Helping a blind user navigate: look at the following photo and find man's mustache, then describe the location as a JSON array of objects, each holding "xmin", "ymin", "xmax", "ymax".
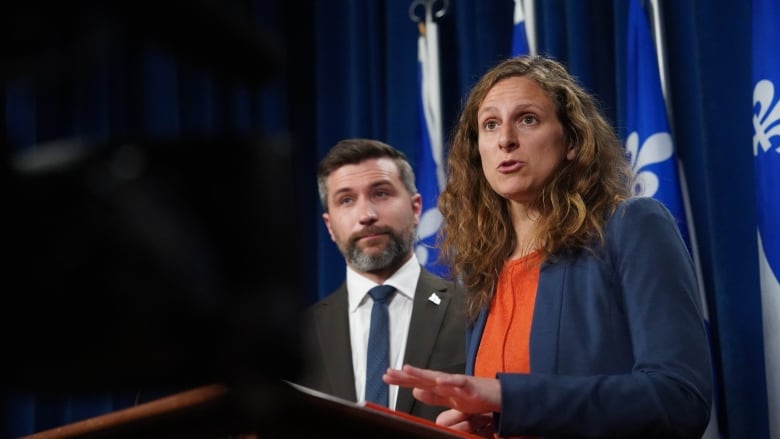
[{"xmin": 350, "ymin": 226, "xmax": 394, "ymax": 243}]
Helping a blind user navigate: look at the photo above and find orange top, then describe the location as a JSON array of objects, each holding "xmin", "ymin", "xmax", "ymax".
[{"xmin": 474, "ymin": 251, "xmax": 541, "ymax": 439}]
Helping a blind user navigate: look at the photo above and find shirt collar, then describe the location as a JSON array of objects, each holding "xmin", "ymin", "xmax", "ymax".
[{"xmin": 346, "ymin": 254, "xmax": 421, "ymax": 312}]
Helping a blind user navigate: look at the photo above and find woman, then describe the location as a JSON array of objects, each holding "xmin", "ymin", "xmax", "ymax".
[{"xmin": 383, "ymin": 55, "xmax": 712, "ymax": 438}]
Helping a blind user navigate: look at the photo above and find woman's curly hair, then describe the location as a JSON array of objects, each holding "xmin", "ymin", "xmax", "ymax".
[{"xmin": 438, "ymin": 55, "xmax": 633, "ymax": 321}]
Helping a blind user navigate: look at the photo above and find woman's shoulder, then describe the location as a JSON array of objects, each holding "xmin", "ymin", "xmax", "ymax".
[
  {"xmin": 602, "ymin": 197, "xmax": 681, "ymax": 240},
  {"xmin": 613, "ymin": 196, "xmax": 675, "ymax": 221}
]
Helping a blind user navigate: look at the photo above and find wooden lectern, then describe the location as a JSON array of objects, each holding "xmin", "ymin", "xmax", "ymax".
[{"xmin": 22, "ymin": 381, "xmax": 480, "ymax": 438}]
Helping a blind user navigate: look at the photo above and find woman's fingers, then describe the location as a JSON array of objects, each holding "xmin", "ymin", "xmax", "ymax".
[
  {"xmin": 385, "ymin": 365, "xmax": 501, "ymax": 414},
  {"xmin": 411, "ymin": 387, "xmax": 451, "ymax": 406},
  {"xmin": 384, "ymin": 365, "xmax": 449, "ymax": 389},
  {"xmin": 383, "ymin": 370, "xmax": 432, "ymax": 389},
  {"xmin": 435, "ymin": 408, "xmax": 470, "ymax": 426},
  {"xmin": 436, "ymin": 410, "xmax": 494, "ymax": 437}
]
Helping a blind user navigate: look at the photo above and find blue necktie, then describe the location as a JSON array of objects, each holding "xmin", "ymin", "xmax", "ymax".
[{"xmin": 365, "ymin": 285, "xmax": 395, "ymax": 406}]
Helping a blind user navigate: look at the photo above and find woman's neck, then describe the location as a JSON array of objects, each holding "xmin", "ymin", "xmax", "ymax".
[{"xmin": 509, "ymin": 202, "xmax": 540, "ymax": 260}]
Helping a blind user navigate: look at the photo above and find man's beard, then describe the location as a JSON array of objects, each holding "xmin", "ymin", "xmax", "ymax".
[{"xmin": 340, "ymin": 225, "xmax": 415, "ymax": 273}]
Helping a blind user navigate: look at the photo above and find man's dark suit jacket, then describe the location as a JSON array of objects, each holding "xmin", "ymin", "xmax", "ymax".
[{"xmin": 297, "ymin": 268, "xmax": 467, "ymax": 422}]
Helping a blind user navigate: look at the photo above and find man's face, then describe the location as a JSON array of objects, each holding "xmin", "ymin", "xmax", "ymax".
[{"xmin": 322, "ymin": 158, "xmax": 422, "ymax": 274}]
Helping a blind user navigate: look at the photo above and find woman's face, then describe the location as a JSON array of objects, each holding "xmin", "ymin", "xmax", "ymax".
[{"xmin": 477, "ymin": 76, "xmax": 575, "ymax": 203}]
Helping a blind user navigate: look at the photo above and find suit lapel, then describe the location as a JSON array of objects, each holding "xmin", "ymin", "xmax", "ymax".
[
  {"xmin": 466, "ymin": 307, "xmax": 488, "ymax": 375},
  {"xmin": 314, "ymin": 285, "xmax": 357, "ymax": 401},
  {"xmin": 395, "ymin": 270, "xmax": 451, "ymax": 413},
  {"xmin": 465, "ymin": 260, "xmax": 565, "ymax": 376},
  {"xmin": 530, "ymin": 259, "xmax": 565, "ymax": 373}
]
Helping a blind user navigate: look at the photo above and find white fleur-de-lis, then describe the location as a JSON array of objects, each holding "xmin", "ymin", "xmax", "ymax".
[
  {"xmin": 625, "ymin": 131, "xmax": 674, "ymax": 197},
  {"xmin": 753, "ymin": 79, "xmax": 780, "ymax": 156},
  {"xmin": 414, "ymin": 207, "xmax": 443, "ymax": 265}
]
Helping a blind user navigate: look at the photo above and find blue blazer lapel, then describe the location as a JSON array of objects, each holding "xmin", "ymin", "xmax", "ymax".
[
  {"xmin": 465, "ymin": 307, "xmax": 488, "ymax": 375},
  {"xmin": 465, "ymin": 260, "xmax": 566, "ymax": 376},
  {"xmin": 530, "ymin": 260, "xmax": 566, "ymax": 373}
]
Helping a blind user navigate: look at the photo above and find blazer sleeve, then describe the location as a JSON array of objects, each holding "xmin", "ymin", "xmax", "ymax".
[{"xmin": 495, "ymin": 197, "xmax": 713, "ymax": 438}]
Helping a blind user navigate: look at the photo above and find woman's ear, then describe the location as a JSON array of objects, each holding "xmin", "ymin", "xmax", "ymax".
[{"xmin": 566, "ymin": 145, "xmax": 577, "ymax": 160}]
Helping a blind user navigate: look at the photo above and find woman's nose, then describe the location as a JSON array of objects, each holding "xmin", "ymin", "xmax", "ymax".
[{"xmin": 498, "ymin": 124, "xmax": 518, "ymax": 151}]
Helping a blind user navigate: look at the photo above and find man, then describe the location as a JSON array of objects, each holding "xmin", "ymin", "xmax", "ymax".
[{"xmin": 297, "ymin": 138, "xmax": 466, "ymax": 422}]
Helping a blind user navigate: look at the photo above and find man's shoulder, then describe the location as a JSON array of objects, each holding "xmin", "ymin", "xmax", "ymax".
[
  {"xmin": 418, "ymin": 267, "xmax": 459, "ymax": 289},
  {"xmin": 303, "ymin": 285, "xmax": 347, "ymax": 315},
  {"xmin": 417, "ymin": 268, "xmax": 467, "ymax": 306}
]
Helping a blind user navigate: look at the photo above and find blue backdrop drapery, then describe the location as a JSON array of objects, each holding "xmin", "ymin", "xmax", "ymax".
[{"xmin": 2, "ymin": 1, "xmax": 768, "ymax": 438}]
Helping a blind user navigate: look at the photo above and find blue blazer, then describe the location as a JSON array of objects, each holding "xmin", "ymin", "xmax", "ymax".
[{"xmin": 465, "ymin": 197, "xmax": 713, "ymax": 438}]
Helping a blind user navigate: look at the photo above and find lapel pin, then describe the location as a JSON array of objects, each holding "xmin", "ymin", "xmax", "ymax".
[{"xmin": 428, "ymin": 292, "xmax": 441, "ymax": 305}]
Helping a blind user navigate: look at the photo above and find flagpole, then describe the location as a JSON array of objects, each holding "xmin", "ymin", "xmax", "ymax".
[
  {"xmin": 647, "ymin": 0, "xmax": 670, "ymax": 115},
  {"xmin": 647, "ymin": 2, "xmax": 720, "ymax": 438},
  {"xmin": 646, "ymin": 0, "xmax": 708, "ymax": 320}
]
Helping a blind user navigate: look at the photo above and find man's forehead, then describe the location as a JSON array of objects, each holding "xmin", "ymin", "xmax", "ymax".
[{"xmin": 327, "ymin": 158, "xmax": 399, "ymax": 189}]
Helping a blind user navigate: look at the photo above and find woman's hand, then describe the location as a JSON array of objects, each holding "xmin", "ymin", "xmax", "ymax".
[
  {"xmin": 437, "ymin": 409, "xmax": 496, "ymax": 437},
  {"xmin": 383, "ymin": 364, "xmax": 501, "ymax": 415}
]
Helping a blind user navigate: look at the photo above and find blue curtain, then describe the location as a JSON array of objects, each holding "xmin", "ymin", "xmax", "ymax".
[{"xmin": 3, "ymin": 1, "xmax": 767, "ymax": 438}]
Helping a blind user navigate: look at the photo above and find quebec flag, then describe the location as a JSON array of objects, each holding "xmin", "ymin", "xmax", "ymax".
[
  {"xmin": 413, "ymin": 5, "xmax": 446, "ymax": 276},
  {"xmin": 752, "ymin": 0, "xmax": 780, "ymax": 437},
  {"xmin": 625, "ymin": 1, "xmax": 720, "ymax": 437},
  {"xmin": 624, "ymin": 0, "xmax": 688, "ymax": 245},
  {"xmin": 512, "ymin": 0, "xmax": 531, "ymax": 57}
]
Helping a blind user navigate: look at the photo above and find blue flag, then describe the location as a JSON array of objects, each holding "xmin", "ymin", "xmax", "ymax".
[
  {"xmin": 624, "ymin": 0, "xmax": 688, "ymax": 245},
  {"xmin": 512, "ymin": 0, "xmax": 531, "ymax": 57},
  {"xmin": 413, "ymin": 6, "xmax": 446, "ymax": 276},
  {"xmin": 752, "ymin": 0, "xmax": 780, "ymax": 437},
  {"xmin": 626, "ymin": 2, "xmax": 721, "ymax": 437}
]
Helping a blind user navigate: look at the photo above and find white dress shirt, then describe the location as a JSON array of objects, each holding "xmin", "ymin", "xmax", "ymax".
[{"xmin": 347, "ymin": 254, "xmax": 420, "ymax": 409}]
